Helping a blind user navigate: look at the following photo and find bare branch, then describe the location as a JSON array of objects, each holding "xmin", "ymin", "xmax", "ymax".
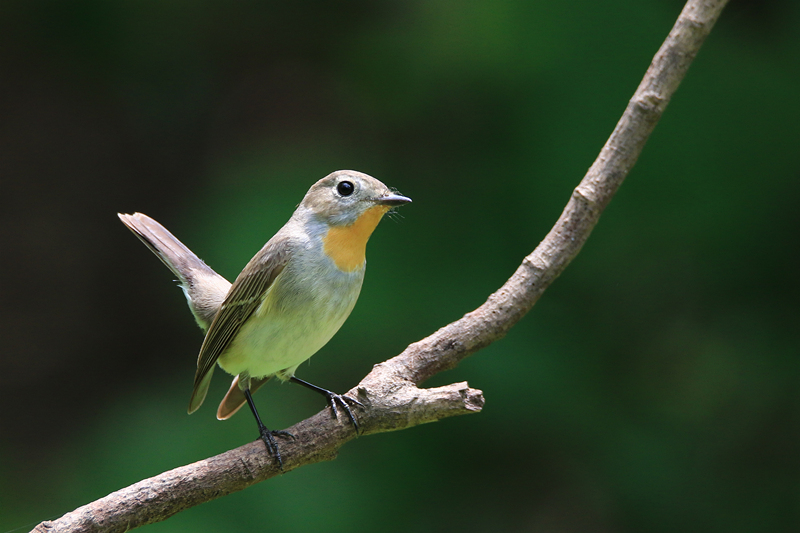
[
  {"xmin": 33, "ymin": 381, "xmax": 482, "ymax": 533},
  {"xmin": 32, "ymin": 1, "xmax": 729, "ymax": 531},
  {"xmin": 374, "ymin": 0, "xmax": 730, "ymax": 387}
]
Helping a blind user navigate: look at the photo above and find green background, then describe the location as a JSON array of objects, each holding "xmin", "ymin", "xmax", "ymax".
[{"xmin": 2, "ymin": 1, "xmax": 799, "ymax": 531}]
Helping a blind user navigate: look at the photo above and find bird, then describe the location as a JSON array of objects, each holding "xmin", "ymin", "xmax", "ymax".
[{"xmin": 119, "ymin": 170, "xmax": 411, "ymax": 465}]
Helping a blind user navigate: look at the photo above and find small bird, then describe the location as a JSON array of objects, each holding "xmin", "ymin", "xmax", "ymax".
[{"xmin": 119, "ymin": 170, "xmax": 411, "ymax": 465}]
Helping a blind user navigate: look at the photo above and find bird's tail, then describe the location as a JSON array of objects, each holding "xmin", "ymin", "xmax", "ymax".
[
  {"xmin": 216, "ymin": 374, "xmax": 272, "ymax": 420},
  {"xmin": 118, "ymin": 212, "xmax": 231, "ymax": 330}
]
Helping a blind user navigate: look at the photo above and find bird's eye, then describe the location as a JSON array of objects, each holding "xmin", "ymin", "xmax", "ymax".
[{"xmin": 337, "ymin": 181, "xmax": 355, "ymax": 197}]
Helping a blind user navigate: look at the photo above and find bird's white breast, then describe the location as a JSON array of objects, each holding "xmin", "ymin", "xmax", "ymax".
[{"xmin": 217, "ymin": 238, "xmax": 365, "ymax": 381}]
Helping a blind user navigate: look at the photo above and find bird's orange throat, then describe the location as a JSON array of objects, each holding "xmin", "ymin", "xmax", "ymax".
[{"xmin": 323, "ymin": 205, "xmax": 390, "ymax": 272}]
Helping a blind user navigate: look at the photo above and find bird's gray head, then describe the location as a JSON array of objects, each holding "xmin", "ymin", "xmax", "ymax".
[{"xmin": 301, "ymin": 170, "xmax": 411, "ymax": 227}]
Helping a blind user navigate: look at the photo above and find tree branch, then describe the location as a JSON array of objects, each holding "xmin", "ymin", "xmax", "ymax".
[{"xmin": 32, "ymin": 1, "xmax": 729, "ymax": 531}]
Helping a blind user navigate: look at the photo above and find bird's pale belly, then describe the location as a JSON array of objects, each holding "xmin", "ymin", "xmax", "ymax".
[{"xmin": 217, "ymin": 264, "xmax": 364, "ymax": 380}]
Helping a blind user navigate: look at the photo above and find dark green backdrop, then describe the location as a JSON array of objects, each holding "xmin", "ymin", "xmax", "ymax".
[{"xmin": 2, "ymin": 1, "xmax": 799, "ymax": 531}]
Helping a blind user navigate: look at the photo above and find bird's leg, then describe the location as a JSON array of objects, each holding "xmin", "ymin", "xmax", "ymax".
[
  {"xmin": 243, "ymin": 388, "xmax": 294, "ymax": 468},
  {"xmin": 289, "ymin": 376, "xmax": 363, "ymax": 433}
]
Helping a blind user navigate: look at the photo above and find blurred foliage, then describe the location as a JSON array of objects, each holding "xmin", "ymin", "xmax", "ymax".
[{"xmin": 1, "ymin": 0, "xmax": 799, "ymax": 532}]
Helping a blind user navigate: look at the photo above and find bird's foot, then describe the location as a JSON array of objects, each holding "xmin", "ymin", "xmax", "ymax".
[
  {"xmin": 257, "ymin": 427, "xmax": 295, "ymax": 469},
  {"xmin": 325, "ymin": 392, "xmax": 364, "ymax": 434},
  {"xmin": 288, "ymin": 376, "xmax": 364, "ymax": 433}
]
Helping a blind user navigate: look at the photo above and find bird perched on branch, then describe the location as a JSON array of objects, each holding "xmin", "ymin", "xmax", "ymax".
[{"xmin": 119, "ymin": 170, "xmax": 411, "ymax": 465}]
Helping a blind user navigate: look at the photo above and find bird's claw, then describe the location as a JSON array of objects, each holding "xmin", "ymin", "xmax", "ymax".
[
  {"xmin": 326, "ymin": 393, "xmax": 363, "ymax": 434},
  {"xmin": 258, "ymin": 428, "xmax": 295, "ymax": 469}
]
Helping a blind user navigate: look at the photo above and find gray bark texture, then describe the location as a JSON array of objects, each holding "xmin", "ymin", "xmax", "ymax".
[{"xmin": 32, "ymin": 1, "xmax": 730, "ymax": 531}]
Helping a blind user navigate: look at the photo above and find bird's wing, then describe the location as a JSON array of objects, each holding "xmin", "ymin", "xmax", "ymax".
[{"xmin": 187, "ymin": 241, "xmax": 290, "ymax": 413}]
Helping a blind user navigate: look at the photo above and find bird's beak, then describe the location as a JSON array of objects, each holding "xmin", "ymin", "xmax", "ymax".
[{"xmin": 374, "ymin": 193, "xmax": 412, "ymax": 207}]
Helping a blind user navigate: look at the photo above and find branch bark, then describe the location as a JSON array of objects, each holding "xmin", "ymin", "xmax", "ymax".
[{"xmin": 32, "ymin": 1, "xmax": 729, "ymax": 531}]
